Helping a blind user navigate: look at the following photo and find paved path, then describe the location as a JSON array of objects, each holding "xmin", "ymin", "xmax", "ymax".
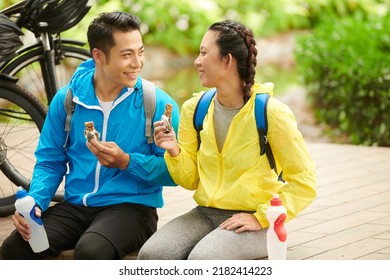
[
  {"xmin": 287, "ymin": 142, "xmax": 390, "ymax": 259},
  {"xmin": 1, "ymin": 141, "xmax": 389, "ymax": 260}
]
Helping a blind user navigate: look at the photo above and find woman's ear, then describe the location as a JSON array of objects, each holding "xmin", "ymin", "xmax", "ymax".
[{"xmin": 224, "ymin": 53, "xmax": 235, "ymax": 70}]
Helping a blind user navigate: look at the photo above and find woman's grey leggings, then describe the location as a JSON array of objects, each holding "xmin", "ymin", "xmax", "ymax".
[{"xmin": 138, "ymin": 206, "xmax": 267, "ymax": 260}]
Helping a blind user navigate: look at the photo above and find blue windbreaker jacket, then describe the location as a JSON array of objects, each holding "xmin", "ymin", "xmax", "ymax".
[{"xmin": 29, "ymin": 59, "xmax": 179, "ymax": 211}]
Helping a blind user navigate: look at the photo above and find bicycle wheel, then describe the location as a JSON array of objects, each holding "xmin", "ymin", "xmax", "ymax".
[
  {"xmin": 0, "ymin": 77, "xmax": 46, "ymax": 217},
  {"xmin": 2, "ymin": 42, "xmax": 90, "ymax": 107}
]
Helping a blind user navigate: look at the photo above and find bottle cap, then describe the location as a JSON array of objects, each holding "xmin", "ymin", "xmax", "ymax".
[
  {"xmin": 270, "ymin": 194, "xmax": 282, "ymax": 206},
  {"xmin": 15, "ymin": 186, "xmax": 28, "ymax": 199}
]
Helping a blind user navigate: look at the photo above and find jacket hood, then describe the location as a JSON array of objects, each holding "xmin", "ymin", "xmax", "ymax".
[
  {"xmin": 70, "ymin": 58, "xmax": 95, "ymax": 90},
  {"xmin": 68, "ymin": 58, "xmax": 97, "ymax": 105},
  {"xmin": 252, "ymin": 82, "xmax": 274, "ymax": 97}
]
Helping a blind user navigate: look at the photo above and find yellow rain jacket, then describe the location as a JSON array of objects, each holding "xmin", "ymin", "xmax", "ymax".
[{"xmin": 165, "ymin": 83, "xmax": 316, "ymax": 228}]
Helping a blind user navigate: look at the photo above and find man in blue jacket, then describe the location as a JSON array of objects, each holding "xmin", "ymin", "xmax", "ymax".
[{"xmin": 2, "ymin": 11, "xmax": 179, "ymax": 259}]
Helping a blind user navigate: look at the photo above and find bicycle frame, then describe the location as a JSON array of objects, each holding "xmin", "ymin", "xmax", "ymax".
[
  {"xmin": 39, "ymin": 31, "xmax": 58, "ymax": 103},
  {"xmin": 0, "ymin": 35, "xmax": 88, "ymax": 104},
  {"xmin": 1, "ymin": 0, "xmax": 90, "ymax": 104}
]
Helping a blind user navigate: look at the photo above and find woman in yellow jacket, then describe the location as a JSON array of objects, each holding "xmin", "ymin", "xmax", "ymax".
[{"xmin": 138, "ymin": 20, "xmax": 316, "ymax": 260}]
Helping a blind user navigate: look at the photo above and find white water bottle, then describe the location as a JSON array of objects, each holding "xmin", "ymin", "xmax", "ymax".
[
  {"xmin": 14, "ymin": 186, "xmax": 49, "ymax": 253},
  {"xmin": 266, "ymin": 194, "xmax": 287, "ymax": 260}
]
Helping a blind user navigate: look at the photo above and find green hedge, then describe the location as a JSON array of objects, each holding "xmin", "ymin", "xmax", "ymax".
[{"xmin": 295, "ymin": 13, "xmax": 390, "ymax": 146}]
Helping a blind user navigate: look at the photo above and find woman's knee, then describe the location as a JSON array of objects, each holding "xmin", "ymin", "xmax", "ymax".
[
  {"xmin": 137, "ymin": 235, "xmax": 176, "ymax": 259},
  {"xmin": 137, "ymin": 234, "xmax": 191, "ymax": 260},
  {"xmin": 137, "ymin": 241, "xmax": 162, "ymax": 260},
  {"xmin": 188, "ymin": 229, "xmax": 267, "ymax": 260}
]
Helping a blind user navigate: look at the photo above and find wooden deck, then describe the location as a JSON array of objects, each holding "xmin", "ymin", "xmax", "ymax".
[{"xmin": 1, "ymin": 141, "xmax": 390, "ymax": 260}]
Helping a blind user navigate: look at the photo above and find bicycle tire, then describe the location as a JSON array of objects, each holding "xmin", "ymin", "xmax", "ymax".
[
  {"xmin": 0, "ymin": 77, "xmax": 46, "ymax": 217},
  {"xmin": 1, "ymin": 42, "xmax": 90, "ymax": 107},
  {"xmin": 0, "ymin": 41, "xmax": 89, "ymax": 206}
]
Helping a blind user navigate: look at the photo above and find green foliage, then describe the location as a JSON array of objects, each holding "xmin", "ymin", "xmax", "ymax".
[
  {"xmin": 2, "ymin": 0, "xmax": 389, "ymax": 55},
  {"xmin": 302, "ymin": 0, "xmax": 389, "ymax": 25},
  {"xmin": 106, "ymin": 0, "xmax": 316, "ymax": 54},
  {"xmin": 295, "ymin": 13, "xmax": 390, "ymax": 146},
  {"xmin": 93, "ymin": 0, "xmax": 219, "ymax": 55}
]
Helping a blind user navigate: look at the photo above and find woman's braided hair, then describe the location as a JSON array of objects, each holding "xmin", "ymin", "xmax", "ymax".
[{"xmin": 209, "ymin": 20, "xmax": 257, "ymax": 103}]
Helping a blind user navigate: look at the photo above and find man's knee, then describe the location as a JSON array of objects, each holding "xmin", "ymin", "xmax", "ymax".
[
  {"xmin": 2, "ymin": 235, "xmax": 16, "ymax": 259},
  {"xmin": 74, "ymin": 232, "xmax": 118, "ymax": 260},
  {"xmin": 1, "ymin": 232, "xmax": 36, "ymax": 259}
]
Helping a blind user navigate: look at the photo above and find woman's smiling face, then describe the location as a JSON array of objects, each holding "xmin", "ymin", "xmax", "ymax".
[{"xmin": 194, "ymin": 30, "xmax": 226, "ymax": 88}]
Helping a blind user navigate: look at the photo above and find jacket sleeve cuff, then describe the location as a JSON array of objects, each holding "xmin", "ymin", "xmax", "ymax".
[{"xmin": 254, "ymin": 211, "xmax": 269, "ymax": 229}]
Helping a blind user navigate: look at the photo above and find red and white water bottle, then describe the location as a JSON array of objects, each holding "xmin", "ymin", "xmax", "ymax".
[{"xmin": 266, "ymin": 194, "xmax": 287, "ymax": 260}]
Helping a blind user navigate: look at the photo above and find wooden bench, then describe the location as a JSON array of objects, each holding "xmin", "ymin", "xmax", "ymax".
[{"xmin": 47, "ymin": 249, "xmax": 139, "ymax": 260}]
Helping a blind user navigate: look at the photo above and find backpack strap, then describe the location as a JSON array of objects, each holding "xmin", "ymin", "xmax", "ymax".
[
  {"xmin": 63, "ymin": 87, "xmax": 75, "ymax": 149},
  {"xmin": 255, "ymin": 93, "xmax": 279, "ymax": 175},
  {"xmin": 142, "ymin": 79, "xmax": 156, "ymax": 144},
  {"xmin": 193, "ymin": 88, "xmax": 216, "ymax": 150}
]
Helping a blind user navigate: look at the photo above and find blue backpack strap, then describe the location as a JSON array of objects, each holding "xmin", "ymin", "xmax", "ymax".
[
  {"xmin": 142, "ymin": 78, "xmax": 156, "ymax": 144},
  {"xmin": 255, "ymin": 93, "xmax": 278, "ymax": 174},
  {"xmin": 193, "ymin": 88, "xmax": 217, "ymax": 150}
]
